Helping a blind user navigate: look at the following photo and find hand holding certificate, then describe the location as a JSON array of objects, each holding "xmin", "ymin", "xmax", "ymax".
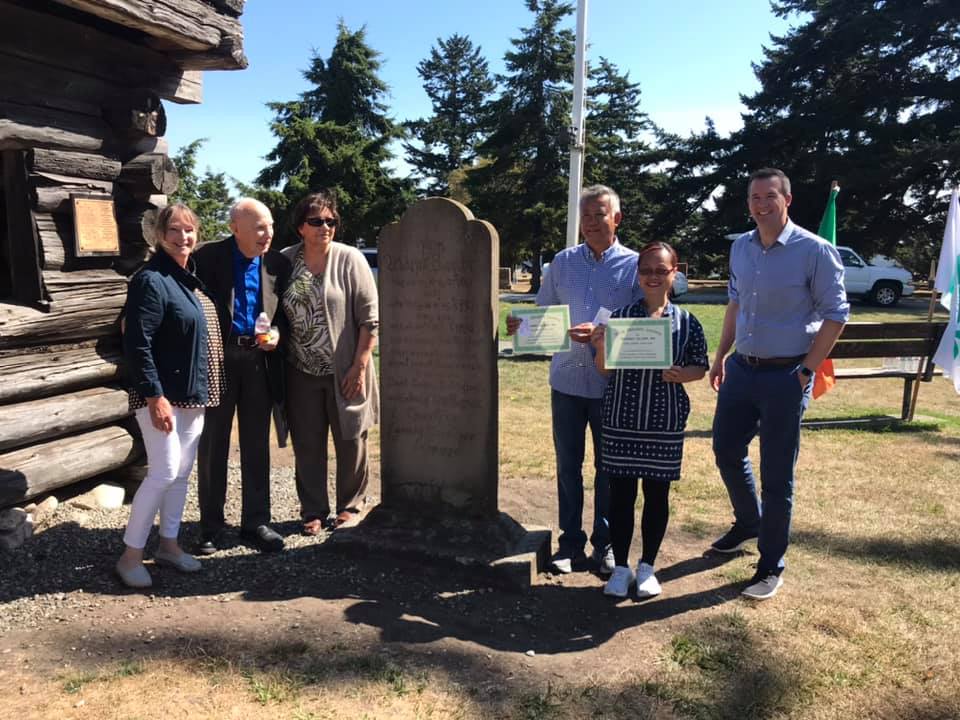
[
  {"xmin": 603, "ymin": 317, "xmax": 673, "ymax": 369},
  {"xmin": 512, "ymin": 305, "xmax": 572, "ymax": 354}
]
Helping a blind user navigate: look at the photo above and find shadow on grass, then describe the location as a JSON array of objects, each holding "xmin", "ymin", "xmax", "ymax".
[
  {"xmin": 792, "ymin": 528, "xmax": 960, "ymax": 573},
  {"xmin": 648, "ymin": 612, "xmax": 816, "ymax": 720},
  {"xmin": 802, "ymin": 418, "xmax": 944, "ymax": 433},
  {"xmin": 30, "ymin": 631, "xmax": 690, "ymax": 719}
]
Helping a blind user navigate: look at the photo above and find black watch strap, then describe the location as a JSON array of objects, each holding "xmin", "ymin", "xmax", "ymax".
[{"xmin": 798, "ymin": 365, "xmax": 814, "ymax": 378}]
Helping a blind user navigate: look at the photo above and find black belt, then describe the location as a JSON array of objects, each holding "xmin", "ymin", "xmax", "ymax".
[
  {"xmin": 228, "ymin": 334, "xmax": 259, "ymax": 349},
  {"xmin": 736, "ymin": 353, "xmax": 805, "ymax": 368}
]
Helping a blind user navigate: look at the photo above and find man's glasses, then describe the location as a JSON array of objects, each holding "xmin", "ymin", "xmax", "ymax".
[
  {"xmin": 305, "ymin": 217, "xmax": 338, "ymax": 228},
  {"xmin": 638, "ymin": 267, "xmax": 675, "ymax": 276}
]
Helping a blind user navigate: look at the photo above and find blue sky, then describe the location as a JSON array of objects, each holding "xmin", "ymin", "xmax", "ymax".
[{"xmin": 165, "ymin": 0, "xmax": 797, "ymax": 186}]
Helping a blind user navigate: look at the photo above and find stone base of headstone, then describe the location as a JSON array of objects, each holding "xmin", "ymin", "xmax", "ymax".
[{"xmin": 328, "ymin": 505, "xmax": 551, "ymax": 590}]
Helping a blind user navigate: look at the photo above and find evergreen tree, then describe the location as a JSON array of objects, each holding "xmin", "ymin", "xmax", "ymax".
[
  {"xmin": 257, "ymin": 22, "xmax": 413, "ymax": 247},
  {"xmin": 466, "ymin": 0, "xmax": 575, "ymax": 292},
  {"xmin": 669, "ymin": 0, "xmax": 960, "ymax": 271},
  {"xmin": 404, "ymin": 34, "xmax": 495, "ymax": 196},
  {"xmin": 583, "ymin": 58, "xmax": 665, "ymax": 251},
  {"xmin": 170, "ymin": 139, "xmax": 234, "ymax": 243}
]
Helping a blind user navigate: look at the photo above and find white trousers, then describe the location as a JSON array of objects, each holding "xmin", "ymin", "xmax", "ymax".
[{"xmin": 123, "ymin": 406, "xmax": 205, "ymax": 549}]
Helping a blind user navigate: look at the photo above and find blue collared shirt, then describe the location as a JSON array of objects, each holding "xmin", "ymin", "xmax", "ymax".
[
  {"xmin": 231, "ymin": 245, "xmax": 261, "ymax": 336},
  {"xmin": 536, "ymin": 240, "xmax": 641, "ymax": 398},
  {"xmin": 729, "ymin": 220, "xmax": 849, "ymax": 358}
]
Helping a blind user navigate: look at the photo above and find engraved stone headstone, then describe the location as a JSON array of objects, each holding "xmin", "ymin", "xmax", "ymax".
[{"xmin": 379, "ymin": 198, "xmax": 498, "ymax": 516}]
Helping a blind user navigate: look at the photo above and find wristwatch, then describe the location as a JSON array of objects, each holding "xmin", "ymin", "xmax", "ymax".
[{"xmin": 797, "ymin": 365, "xmax": 814, "ymax": 380}]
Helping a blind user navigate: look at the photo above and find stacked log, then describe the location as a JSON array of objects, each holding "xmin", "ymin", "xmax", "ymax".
[
  {"xmin": 0, "ymin": 342, "xmax": 122, "ymax": 404},
  {"xmin": 0, "ymin": 425, "xmax": 141, "ymax": 506},
  {"xmin": 0, "ymin": 0, "xmax": 245, "ymax": 507},
  {"xmin": 28, "ymin": 149, "xmax": 122, "ymax": 181},
  {"xmin": 49, "ymin": 0, "xmax": 248, "ymax": 70},
  {"xmin": 118, "ymin": 153, "xmax": 179, "ymax": 195},
  {"xmin": 0, "ymin": 340, "xmax": 140, "ymax": 506},
  {"xmin": 0, "ymin": 2, "xmax": 207, "ymax": 106}
]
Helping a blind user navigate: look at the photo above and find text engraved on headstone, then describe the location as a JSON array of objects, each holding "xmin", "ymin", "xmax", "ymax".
[{"xmin": 379, "ymin": 198, "xmax": 499, "ymax": 516}]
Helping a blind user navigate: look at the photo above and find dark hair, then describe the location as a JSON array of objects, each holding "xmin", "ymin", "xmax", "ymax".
[
  {"xmin": 637, "ymin": 241, "xmax": 678, "ymax": 267},
  {"xmin": 155, "ymin": 203, "xmax": 200, "ymax": 244},
  {"xmin": 748, "ymin": 168, "xmax": 791, "ymax": 197},
  {"xmin": 292, "ymin": 190, "xmax": 340, "ymax": 235}
]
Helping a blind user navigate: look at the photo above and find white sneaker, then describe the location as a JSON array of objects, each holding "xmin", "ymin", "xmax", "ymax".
[
  {"xmin": 551, "ymin": 555, "xmax": 573, "ymax": 574},
  {"xmin": 742, "ymin": 573, "xmax": 783, "ymax": 600},
  {"xmin": 603, "ymin": 566, "xmax": 635, "ymax": 597},
  {"xmin": 591, "ymin": 546, "xmax": 615, "ymax": 576},
  {"xmin": 635, "ymin": 562, "xmax": 662, "ymax": 598}
]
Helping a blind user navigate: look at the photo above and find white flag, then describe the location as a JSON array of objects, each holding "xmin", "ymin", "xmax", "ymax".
[{"xmin": 933, "ymin": 188, "xmax": 960, "ymax": 393}]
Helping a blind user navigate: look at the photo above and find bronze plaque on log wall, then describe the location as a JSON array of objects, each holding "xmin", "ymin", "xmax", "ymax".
[{"xmin": 72, "ymin": 195, "xmax": 120, "ymax": 256}]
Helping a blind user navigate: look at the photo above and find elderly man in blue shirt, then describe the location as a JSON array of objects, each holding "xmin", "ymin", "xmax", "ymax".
[
  {"xmin": 510, "ymin": 185, "xmax": 640, "ymax": 574},
  {"xmin": 709, "ymin": 168, "xmax": 849, "ymax": 600},
  {"xmin": 194, "ymin": 198, "xmax": 290, "ymax": 554}
]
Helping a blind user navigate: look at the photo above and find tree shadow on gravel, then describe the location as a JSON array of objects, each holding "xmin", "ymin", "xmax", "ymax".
[{"xmin": 0, "ymin": 519, "xmax": 742, "ymax": 656}]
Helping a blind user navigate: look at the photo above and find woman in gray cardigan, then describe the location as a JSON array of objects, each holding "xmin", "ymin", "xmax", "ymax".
[{"xmin": 281, "ymin": 191, "xmax": 380, "ymax": 534}]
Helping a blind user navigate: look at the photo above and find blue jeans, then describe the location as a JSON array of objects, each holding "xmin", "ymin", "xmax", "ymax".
[
  {"xmin": 551, "ymin": 389, "xmax": 610, "ymax": 557},
  {"xmin": 712, "ymin": 355, "xmax": 812, "ymax": 575}
]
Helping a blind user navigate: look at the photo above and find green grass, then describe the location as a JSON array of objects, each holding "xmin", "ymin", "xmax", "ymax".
[
  {"xmin": 61, "ymin": 660, "xmax": 145, "ymax": 695},
  {"xmin": 246, "ymin": 670, "xmax": 302, "ymax": 705},
  {"xmin": 62, "ymin": 671, "xmax": 99, "ymax": 694}
]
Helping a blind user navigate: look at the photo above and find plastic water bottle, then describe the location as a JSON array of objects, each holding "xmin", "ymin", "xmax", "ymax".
[{"xmin": 255, "ymin": 312, "xmax": 271, "ymax": 344}]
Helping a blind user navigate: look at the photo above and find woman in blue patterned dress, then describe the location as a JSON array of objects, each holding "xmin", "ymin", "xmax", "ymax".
[{"xmin": 590, "ymin": 242, "xmax": 708, "ymax": 598}]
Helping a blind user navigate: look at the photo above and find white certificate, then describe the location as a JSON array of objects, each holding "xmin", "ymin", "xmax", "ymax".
[
  {"xmin": 512, "ymin": 305, "xmax": 571, "ymax": 354},
  {"xmin": 604, "ymin": 317, "xmax": 673, "ymax": 369}
]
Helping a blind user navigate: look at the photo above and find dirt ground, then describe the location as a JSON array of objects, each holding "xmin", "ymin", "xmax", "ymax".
[{"xmin": 0, "ymin": 419, "xmax": 756, "ymax": 719}]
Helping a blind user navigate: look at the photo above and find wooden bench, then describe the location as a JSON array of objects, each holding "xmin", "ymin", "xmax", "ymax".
[{"xmin": 824, "ymin": 321, "xmax": 947, "ymax": 420}]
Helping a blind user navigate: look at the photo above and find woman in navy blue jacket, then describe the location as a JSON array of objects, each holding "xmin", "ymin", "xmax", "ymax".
[{"xmin": 115, "ymin": 204, "xmax": 224, "ymax": 589}]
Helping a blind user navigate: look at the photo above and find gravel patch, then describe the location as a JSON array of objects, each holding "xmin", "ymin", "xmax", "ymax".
[{"xmin": 0, "ymin": 462, "xmax": 375, "ymax": 635}]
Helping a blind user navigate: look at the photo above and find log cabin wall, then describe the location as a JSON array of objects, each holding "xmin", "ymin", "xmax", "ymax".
[{"xmin": 0, "ymin": 0, "xmax": 246, "ymax": 506}]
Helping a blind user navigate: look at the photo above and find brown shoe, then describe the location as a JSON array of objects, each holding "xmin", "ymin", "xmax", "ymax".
[
  {"xmin": 334, "ymin": 510, "xmax": 360, "ymax": 529},
  {"xmin": 302, "ymin": 518, "xmax": 323, "ymax": 536}
]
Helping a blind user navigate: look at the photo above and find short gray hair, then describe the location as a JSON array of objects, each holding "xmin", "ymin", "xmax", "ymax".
[{"xmin": 580, "ymin": 184, "xmax": 621, "ymax": 214}]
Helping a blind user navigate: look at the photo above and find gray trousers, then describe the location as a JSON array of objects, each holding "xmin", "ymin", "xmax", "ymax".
[{"xmin": 285, "ymin": 363, "xmax": 368, "ymax": 520}]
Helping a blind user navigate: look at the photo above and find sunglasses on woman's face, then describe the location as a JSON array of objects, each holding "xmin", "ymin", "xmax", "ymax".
[
  {"xmin": 305, "ymin": 217, "xmax": 338, "ymax": 228},
  {"xmin": 638, "ymin": 267, "xmax": 675, "ymax": 276}
]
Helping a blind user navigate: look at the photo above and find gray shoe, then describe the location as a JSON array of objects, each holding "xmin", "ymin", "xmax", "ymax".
[
  {"xmin": 154, "ymin": 550, "xmax": 202, "ymax": 573},
  {"xmin": 742, "ymin": 572, "xmax": 783, "ymax": 600},
  {"xmin": 591, "ymin": 546, "xmax": 615, "ymax": 576},
  {"xmin": 551, "ymin": 555, "xmax": 574, "ymax": 574},
  {"xmin": 115, "ymin": 561, "xmax": 153, "ymax": 589},
  {"xmin": 602, "ymin": 566, "xmax": 634, "ymax": 597}
]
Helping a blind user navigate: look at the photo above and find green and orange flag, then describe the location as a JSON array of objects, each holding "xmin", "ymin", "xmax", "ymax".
[{"xmin": 814, "ymin": 181, "xmax": 840, "ymax": 399}]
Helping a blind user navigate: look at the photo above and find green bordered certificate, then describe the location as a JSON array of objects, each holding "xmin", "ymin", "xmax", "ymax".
[
  {"xmin": 512, "ymin": 305, "xmax": 572, "ymax": 354},
  {"xmin": 604, "ymin": 317, "xmax": 673, "ymax": 369}
]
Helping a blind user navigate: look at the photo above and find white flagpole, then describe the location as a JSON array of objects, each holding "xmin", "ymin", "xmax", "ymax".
[{"xmin": 565, "ymin": 0, "xmax": 588, "ymax": 248}]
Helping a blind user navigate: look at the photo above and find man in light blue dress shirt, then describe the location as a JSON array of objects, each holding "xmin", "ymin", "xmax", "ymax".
[
  {"xmin": 709, "ymin": 168, "xmax": 849, "ymax": 600},
  {"xmin": 510, "ymin": 185, "xmax": 640, "ymax": 574}
]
